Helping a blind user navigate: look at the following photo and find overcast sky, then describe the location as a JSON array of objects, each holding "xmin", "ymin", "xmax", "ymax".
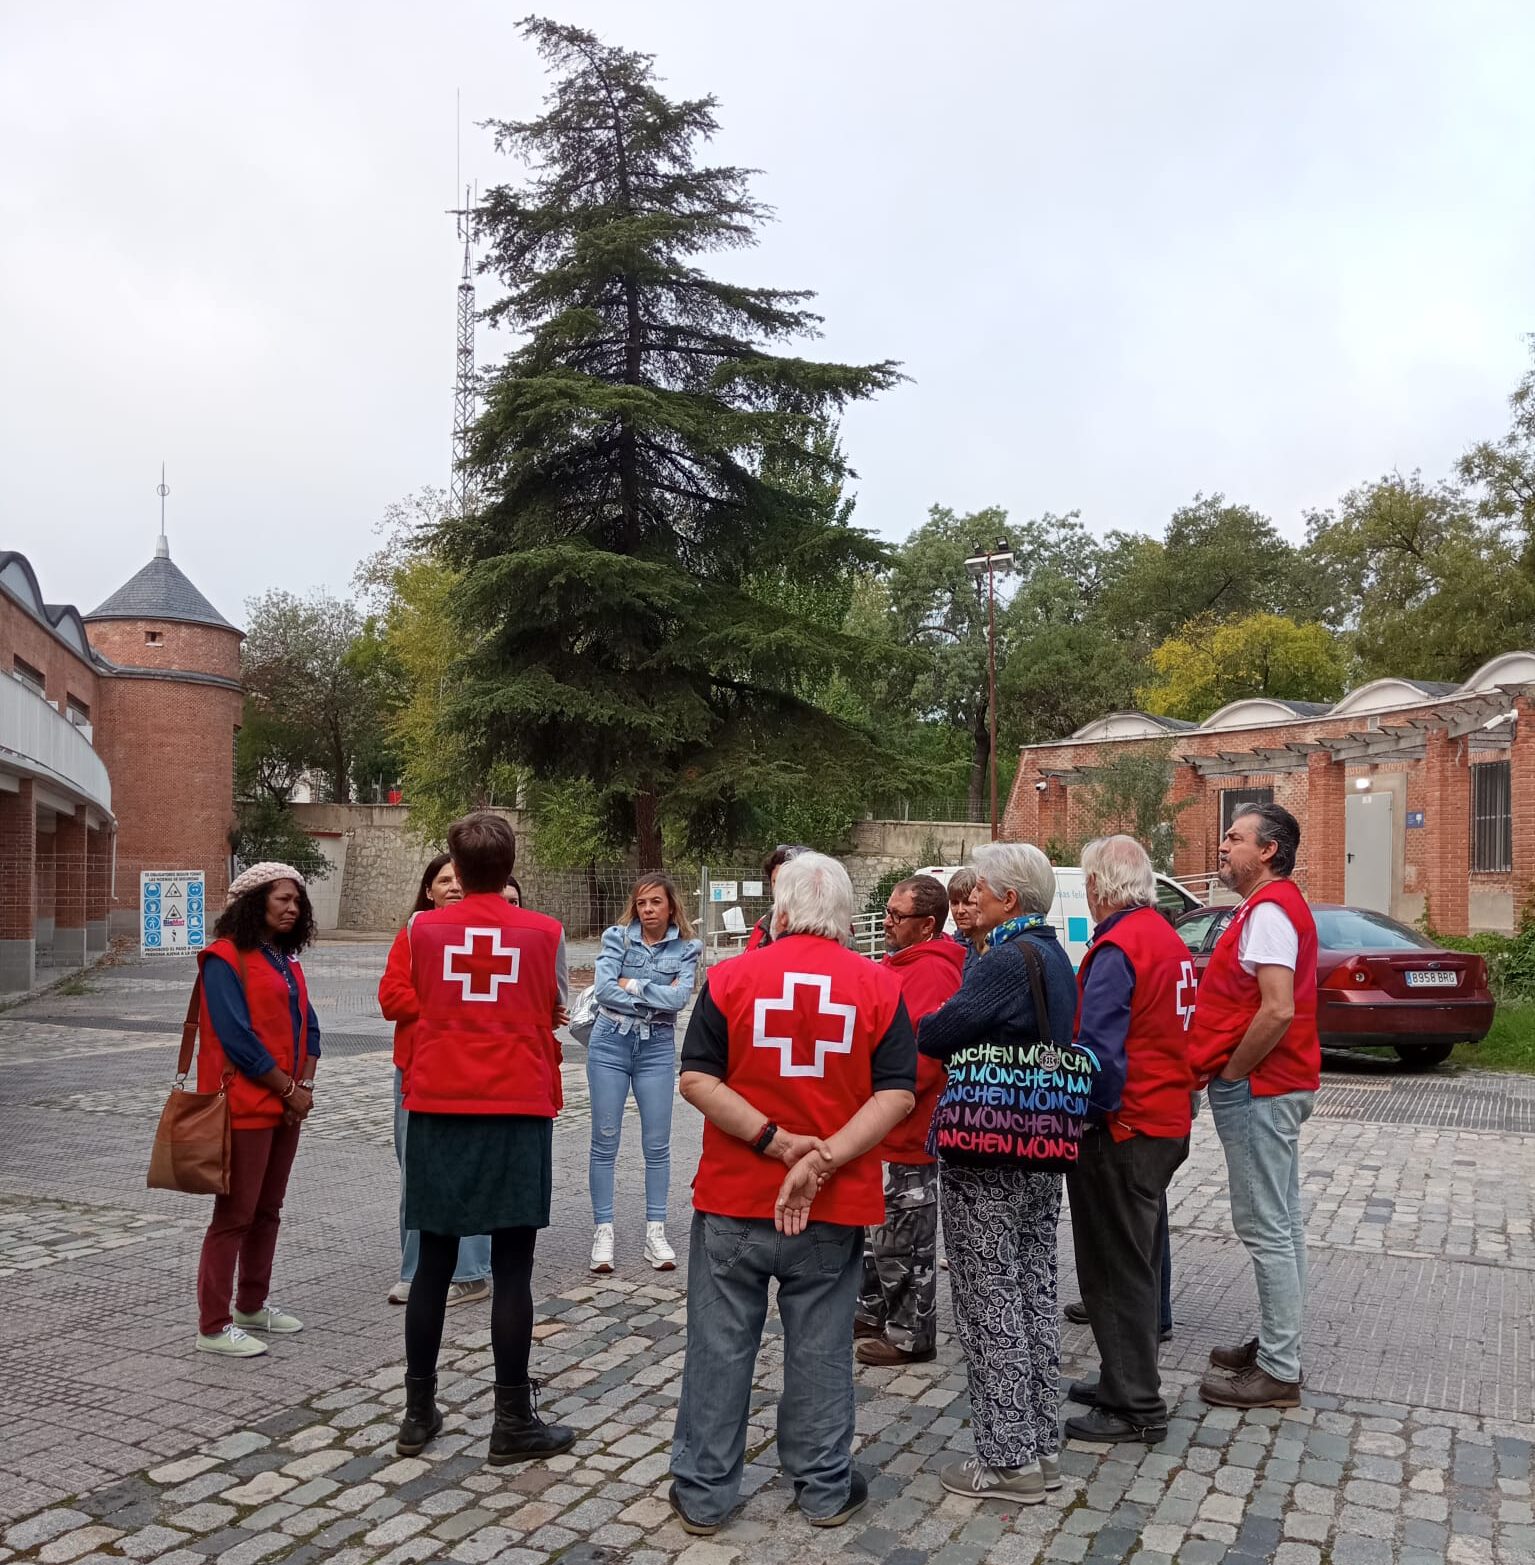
[{"xmin": 3, "ymin": 1, "xmax": 1533, "ymax": 630}]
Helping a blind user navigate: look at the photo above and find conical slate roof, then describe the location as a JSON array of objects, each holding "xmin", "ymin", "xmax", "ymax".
[{"xmin": 86, "ymin": 540, "xmax": 236, "ymax": 630}]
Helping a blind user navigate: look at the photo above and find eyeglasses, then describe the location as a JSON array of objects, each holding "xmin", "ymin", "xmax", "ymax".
[{"xmin": 884, "ymin": 907, "xmax": 927, "ymax": 922}]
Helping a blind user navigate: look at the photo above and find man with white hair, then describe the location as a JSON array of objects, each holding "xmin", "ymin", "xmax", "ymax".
[
  {"xmin": 669, "ymin": 852, "xmax": 917, "ymax": 1536},
  {"xmin": 1062, "ymin": 835, "xmax": 1195, "ymax": 1446}
]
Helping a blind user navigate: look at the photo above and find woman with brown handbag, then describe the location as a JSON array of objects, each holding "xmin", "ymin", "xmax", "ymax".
[{"xmin": 193, "ymin": 862, "xmax": 321, "ymax": 1358}]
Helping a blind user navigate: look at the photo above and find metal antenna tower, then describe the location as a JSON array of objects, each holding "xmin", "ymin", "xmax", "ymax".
[
  {"xmin": 447, "ymin": 181, "xmax": 477, "ymax": 522},
  {"xmin": 155, "ymin": 463, "xmax": 171, "ymax": 559}
]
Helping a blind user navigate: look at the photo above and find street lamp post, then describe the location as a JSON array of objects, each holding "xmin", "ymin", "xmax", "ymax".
[{"xmin": 964, "ymin": 541, "xmax": 1016, "ymax": 840}]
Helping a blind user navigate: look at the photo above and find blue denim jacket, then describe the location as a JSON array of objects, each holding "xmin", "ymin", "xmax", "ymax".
[{"xmin": 593, "ymin": 922, "xmax": 702, "ymax": 1038}]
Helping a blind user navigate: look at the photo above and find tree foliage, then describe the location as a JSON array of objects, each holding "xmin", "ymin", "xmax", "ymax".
[
  {"xmin": 1139, "ymin": 613, "xmax": 1346, "ymax": 722},
  {"xmin": 1075, "ymin": 742, "xmax": 1193, "ymax": 872},
  {"xmin": 442, "ymin": 17, "xmax": 903, "ymax": 866},
  {"xmin": 241, "ymin": 589, "xmax": 396, "ymax": 804},
  {"xmin": 228, "ymin": 797, "xmax": 332, "ymax": 882}
]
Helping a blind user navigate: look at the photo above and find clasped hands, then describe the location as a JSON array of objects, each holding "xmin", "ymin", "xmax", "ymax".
[
  {"xmin": 769, "ymin": 1131, "xmax": 836, "ymax": 1236},
  {"xmin": 281, "ymin": 1082, "xmax": 314, "ymax": 1127}
]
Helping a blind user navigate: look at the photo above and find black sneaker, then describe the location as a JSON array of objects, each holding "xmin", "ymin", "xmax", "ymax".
[
  {"xmin": 808, "ymin": 1467, "xmax": 869, "ymax": 1528},
  {"xmin": 1063, "ymin": 1299, "xmax": 1089, "ymax": 1325}
]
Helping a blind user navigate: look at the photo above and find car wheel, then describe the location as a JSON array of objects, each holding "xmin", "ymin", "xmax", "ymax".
[{"xmin": 1394, "ymin": 1042, "xmax": 1454, "ymax": 1069}]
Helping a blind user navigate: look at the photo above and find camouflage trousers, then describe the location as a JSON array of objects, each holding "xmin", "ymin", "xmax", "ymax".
[{"xmin": 855, "ymin": 1160, "xmax": 939, "ymax": 1353}]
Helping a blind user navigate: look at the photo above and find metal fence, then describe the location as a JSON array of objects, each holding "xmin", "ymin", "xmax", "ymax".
[
  {"xmin": 519, "ymin": 864, "xmax": 771, "ymax": 945},
  {"xmin": 865, "ymin": 796, "xmax": 991, "ymax": 824}
]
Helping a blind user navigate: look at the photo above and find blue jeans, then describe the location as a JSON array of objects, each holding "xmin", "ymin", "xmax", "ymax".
[
  {"xmin": 1207, "ymin": 1077, "xmax": 1313, "ymax": 1383},
  {"xmin": 672, "ymin": 1213, "xmax": 862, "ymax": 1526},
  {"xmin": 393, "ymin": 1069, "xmax": 490, "ymax": 1285},
  {"xmin": 586, "ymin": 1015, "xmax": 676, "ymax": 1224}
]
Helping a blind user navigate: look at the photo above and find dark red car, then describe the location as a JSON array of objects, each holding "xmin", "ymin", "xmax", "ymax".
[{"xmin": 1174, "ymin": 903, "xmax": 1495, "ymax": 1068}]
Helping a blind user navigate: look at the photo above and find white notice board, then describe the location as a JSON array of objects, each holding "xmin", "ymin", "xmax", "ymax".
[{"xmin": 141, "ymin": 870, "xmax": 207, "ymax": 956}]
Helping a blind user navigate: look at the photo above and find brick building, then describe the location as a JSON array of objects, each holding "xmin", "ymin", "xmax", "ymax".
[
  {"xmin": 0, "ymin": 541, "xmax": 241, "ymax": 990},
  {"xmin": 1001, "ymin": 652, "xmax": 1535, "ymax": 937}
]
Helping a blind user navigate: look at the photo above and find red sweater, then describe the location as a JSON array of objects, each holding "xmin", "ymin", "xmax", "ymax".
[
  {"xmin": 378, "ymin": 925, "xmax": 418, "ymax": 1076},
  {"xmin": 1076, "ymin": 907, "xmax": 1195, "ymax": 1142},
  {"xmin": 197, "ymin": 939, "xmax": 312, "ymax": 1130},
  {"xmin": 1188, "ymin": 878, "xmax": 1320, "ymax": 1096},
  {"xmin": 877, "ymin": 938, "xmax": 965, "ymax": 1163},
  {"xmin": 403, "ymin": 894, "xmax": 565, "ymax": 1117}
]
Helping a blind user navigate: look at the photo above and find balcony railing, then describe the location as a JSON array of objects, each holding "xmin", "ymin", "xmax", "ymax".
[{"xmin": 0, "ymin": 674, "xmax": 112, "ymax": 813}]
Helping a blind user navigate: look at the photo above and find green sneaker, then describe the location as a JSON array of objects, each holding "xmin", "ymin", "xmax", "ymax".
[
  {"xmin": 232, "ymin": 1303, "xmax": 303, "ymax": 1334},
  {"xmin": 196, "ymin": 1325, "xmax": 268, "ymax": 1358}
]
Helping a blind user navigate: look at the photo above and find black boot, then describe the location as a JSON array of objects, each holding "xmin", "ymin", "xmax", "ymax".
[
  {"xmin": 488, "ymin": 1380, "xmax": 576, "ymax": 1465},
  {"xmin": 396, "ymin": 1373, "xmax": 442, "ymax": 1456}
]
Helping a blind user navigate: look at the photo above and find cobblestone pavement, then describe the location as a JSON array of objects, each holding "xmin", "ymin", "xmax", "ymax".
[{"xmin": 2, "ymin": 945, "xmax": 1533, "ymax": 1564}]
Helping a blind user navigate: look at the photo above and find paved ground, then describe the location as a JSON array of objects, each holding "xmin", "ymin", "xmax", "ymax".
[{"xmin": 2, "ymin": 944, "xmax": 1534, "ymax": 1565}]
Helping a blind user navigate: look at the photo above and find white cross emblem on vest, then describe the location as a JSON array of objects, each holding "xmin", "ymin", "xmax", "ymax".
[
  {"xmin": 1176, "ymin": 959, "xmax": 1197, "ymax": 1032},
  {"xmin": 442, "ymin": 927, "xmax": 521, "ymax": 1002},
  {"xmin": 752, "ymin": 971, "xmax": 858, "ymax": 1079}
]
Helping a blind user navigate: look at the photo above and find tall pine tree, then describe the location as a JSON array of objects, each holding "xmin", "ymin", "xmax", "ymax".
[{"xmin": 444, "ymin": 17, "xmax": 903, "ymax": 866}]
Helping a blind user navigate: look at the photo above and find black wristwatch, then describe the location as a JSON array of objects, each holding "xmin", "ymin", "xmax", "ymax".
[{"xmin": 752, "ymin": 1122, "xmax": 780, "ymax": 1156}]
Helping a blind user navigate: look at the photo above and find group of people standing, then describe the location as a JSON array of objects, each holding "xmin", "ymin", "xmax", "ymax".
[{"xmin": 181, "ymin": 800, "xmax": 1320, "ymax": 1534}]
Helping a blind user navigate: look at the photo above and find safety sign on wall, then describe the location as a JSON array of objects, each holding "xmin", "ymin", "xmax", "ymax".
[{"xmin": 141, "ymin": 871, "xmax": 206, "ymax": 956}]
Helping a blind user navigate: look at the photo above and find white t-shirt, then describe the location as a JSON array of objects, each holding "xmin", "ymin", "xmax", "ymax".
[{"xmin": 1237, "ymin": 901, "xmax": 1298, "ymax": 975}]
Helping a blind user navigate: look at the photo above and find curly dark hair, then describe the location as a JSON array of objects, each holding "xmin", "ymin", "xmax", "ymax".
[{"xmin": 213, "ymin": 879, "xmax": 317, "ymax": 955}]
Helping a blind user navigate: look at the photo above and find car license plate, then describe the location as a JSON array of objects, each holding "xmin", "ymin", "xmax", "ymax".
[{"xmin": 1405, "ymin": 970, "xmax": 1458, "ymax": 988}]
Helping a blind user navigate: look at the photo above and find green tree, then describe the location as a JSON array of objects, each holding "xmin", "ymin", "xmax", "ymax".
[
  {"xmin": 1304, "ymin": 473, "xmax": 1535, "ymax": 681},
  {"xmin": 1097, "ymin": 493, "xmax": 1324, "ymax": 647},
  {"xmin": 1459, "ymin": 335, "xmax": 1535, "ymax": 567},
  {"xmin": 1138, "ymin": 613, "xmax": 1346, "ymax": 721},
  {"xmin": 443, "ymin": 18, "xmax": 902, "ymax": 867},
  {"xmin": 228, "ymin": 797, "xmax": 331, "ymax": 882},
  {"xmin": 881, "ymin": 505, "xmax": 1133, "ymax": 813},
  {"xmin": 241, "ymin": 589, "xmax": 394, "ymax": 804},
  {"xmin": 1076, "ymin": 742, "xmax": 1192, "ymax": 872}
]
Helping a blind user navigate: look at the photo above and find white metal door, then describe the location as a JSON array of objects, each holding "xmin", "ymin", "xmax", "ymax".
[{"xmin": 1344, "ymin": 792, "xmax": 1393, "ymax": 912}]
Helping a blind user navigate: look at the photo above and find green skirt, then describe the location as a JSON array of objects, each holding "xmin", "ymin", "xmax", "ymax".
[{"xmin": 403, "ymin": 1112, "xmax": 553, "ymax": 1235}]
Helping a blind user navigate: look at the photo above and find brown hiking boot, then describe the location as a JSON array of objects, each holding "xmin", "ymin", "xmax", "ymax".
[
  {"xmin": 853, "ymin": 1318, "xmax": 884, "ymax": 1341},
  {"xmin": 1199, "ymin": 1362, "xmax": 1301, "ymax": 1410},
  {"xmin": 1208, "ymin": 1336, "xmax": 1260, "ymax": 1372},
  {"xmin": 856, "ymin": 1337, "xmax": 936, "ymax": 1367}
]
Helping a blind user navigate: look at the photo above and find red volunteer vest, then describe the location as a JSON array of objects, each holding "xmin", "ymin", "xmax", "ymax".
[
  {"xmin": 1187, "ymin": 878, "xmax": 1320, "ymax": 1096},
  {"xmin": 693, "ymin": 934, "xmax": 904, "ymax": 1225},
  {"xmin": 197, "ymin": 939, "xmax": 311, "ymax": 1130},
  {"xmin": 1077, "ymin": 907, "xmax": 1195, "ymax": 1142},
  {"xmin": 404, "ymin": 893, "xmax": 564, "ymax": 1117},
  {"xmin": 878, "ymin": 938, "xmax": 965, "ymax": 1164}
]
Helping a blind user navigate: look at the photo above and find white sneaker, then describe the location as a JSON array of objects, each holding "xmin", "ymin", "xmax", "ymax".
[
  {"xmin": 446, "ymin": 1278, "xmax": 491, "ymax": 1307},
  {"xmin": 387, "ymin": 1280, "xmax": 411, "ymax": 1305},
  {"xmin": 644, "ymin": 1222, "xmax": 676, "ymax": 1271},
  {"xmin": 232, "ymin": 1303, "xmax": 303, "ymax": 1334},
  {"xmin": 196, "ymin": 1325, "xmax": 269, "ymax": 1358},
  {"xmin": 590, "ymin": 1223, "xmax": 615, "ymax": 1273}
]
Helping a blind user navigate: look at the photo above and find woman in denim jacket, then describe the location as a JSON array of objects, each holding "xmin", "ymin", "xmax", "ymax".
[{"xmin": 587, "ymin": 873, "xmax": 701, "ymax": 1274}]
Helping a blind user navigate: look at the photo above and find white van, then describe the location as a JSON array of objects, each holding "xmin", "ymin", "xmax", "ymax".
[{"xmin": 914, "ymin": 864, "xmax": 1202, "ymax": 972}]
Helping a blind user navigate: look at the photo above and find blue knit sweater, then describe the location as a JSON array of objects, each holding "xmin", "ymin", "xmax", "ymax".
[{"xmin": 916, "ymin": 925, "xmax": 1078, "ymax": 1063}]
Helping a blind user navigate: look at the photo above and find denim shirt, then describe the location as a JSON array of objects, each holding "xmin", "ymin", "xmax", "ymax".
[{"xmin": 593, "ymin": 922, "xmax": 702, "ymax": 1039}]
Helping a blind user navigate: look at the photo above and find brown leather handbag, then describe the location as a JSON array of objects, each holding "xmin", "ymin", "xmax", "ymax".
[{"xmin": 147, "ymin": 972, "xmax": 234, "ymax": 1196}]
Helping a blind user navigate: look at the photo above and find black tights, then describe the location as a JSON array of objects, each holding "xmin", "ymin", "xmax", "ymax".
[{"xmin": 405, "ymin": 1228, "xmax": 537, "ymax": 1384}]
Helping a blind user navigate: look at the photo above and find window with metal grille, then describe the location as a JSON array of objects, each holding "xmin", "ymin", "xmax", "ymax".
[
  {"xmin": 1470, "ymin": 761, "xmax": 1512, "ymax": 873},
  {"xmin": 1220, "ymin": 786, "xmax": 1274, "ymax": 835}
]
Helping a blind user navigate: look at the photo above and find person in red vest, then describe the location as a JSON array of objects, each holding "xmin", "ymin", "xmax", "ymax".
[
  {"xmin": 1060, "ymin": 836, "xmax": 1195, "ymax": 1444},
  {"xmin": 854, "ymin": 873, "xmax": 965, "ymax": 1366},
  {"xmin": 379, "ymin": 854, "xmax": 494, "ymax": 1308},
  {"xmin": 193, "ymin": 863, "xmax": 320, "ymax": 1358},
  {"xmin": 669, "ymin": 852, "xmax": 917, "ymax": 1536},
  {"xmin": 393, "ymin": 812, "xmax": 575, "ymax": 1464},
  {"xmin": 743, "ymin": 843, "xmax": 807, "ymax": 950},
  {"xmin": 1188, "ymin": 803, "xmax": 1319, "ymax": 1410}
]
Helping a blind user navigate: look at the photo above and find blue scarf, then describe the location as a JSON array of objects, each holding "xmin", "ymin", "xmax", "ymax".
[{"xmin": 986, "ymin": 912, "xmax": 1048, "ymax": 949}]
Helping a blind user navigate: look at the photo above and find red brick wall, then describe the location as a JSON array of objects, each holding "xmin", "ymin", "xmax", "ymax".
[
  {"xmin": 85, "ymin": 620, "xmax": 241, "ymax": 683},
  {"xmin": 0, "ymin": 781, "xmax": 36, "ymax": 940},
  {"xmin": 92, "ymin": 673, "xmax": 242, "ymax": 917},
  {"xmin": 0, "ymin": 597, "xmax": 100, "ymax": 714},
  {"xmin": 53, "ymin": 814, "xmax": 87, "ymax": 933}
]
